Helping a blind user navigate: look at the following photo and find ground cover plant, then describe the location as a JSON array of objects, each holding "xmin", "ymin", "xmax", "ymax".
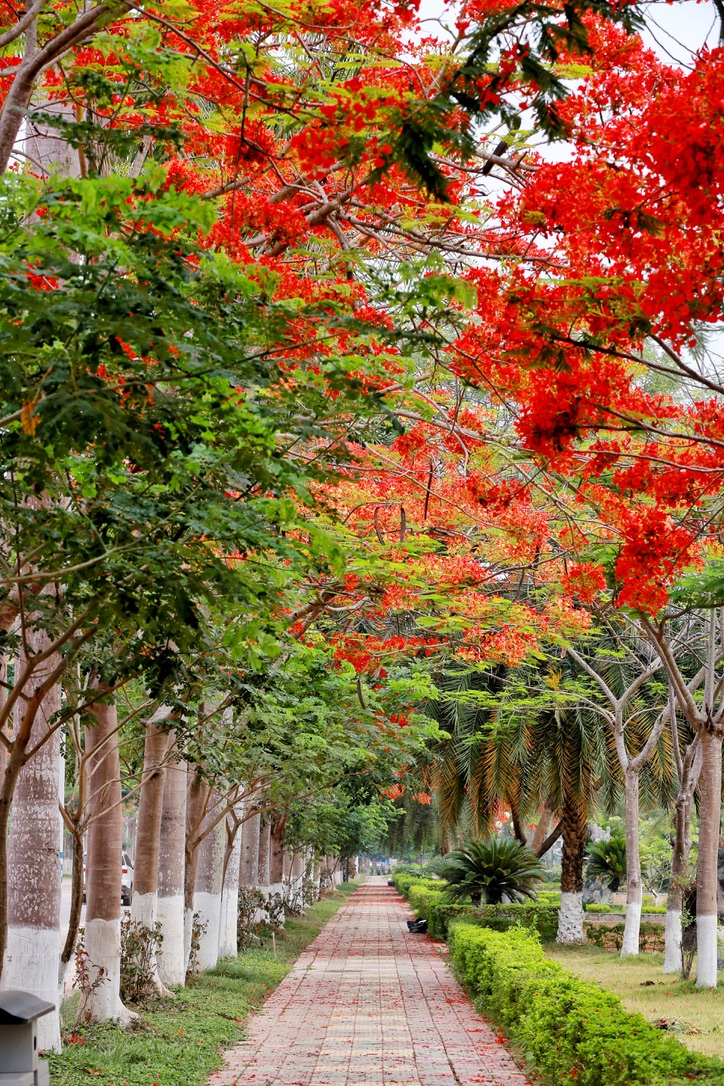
[{"xmin": 48, "ymin": 883, "xmax": 358, "ymax": 1086}]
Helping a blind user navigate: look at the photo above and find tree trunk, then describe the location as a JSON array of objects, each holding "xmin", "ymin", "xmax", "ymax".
[
  {"xmin": 621, "ymin": 768, "xmax": 642, "ymax": 957},
  {"xmin": 269, "ymin": 818, "xmax": 285, "ymax": 892},
  {"xmin": 695, "ymin": 730, "xmax": 722, "ymax": 987},
  {"xmin": 131, "ymin": 722, "xmax": 171, "ymax": 995},
  {"xmin": 217, "ymin": 811, "xmax": 242, "ymax": 960},
  {"xmin": 557, "ymin": 791, "xmax": 587, "ymax": 944},
  {"xmin": 3, "ymin": 634, "xmax": 62, "ymax": 1052},
  {"xmin": 184, "ymin": 770, "xmax": 209, "ymax": 971},
  {"xmin": 664, "ymin": 753, "xmax": 698, "ymax": 973},
  {"xmin": 193, "ymin": 795, "xmax": 225, "ymax": 970},
  {"xmin": 240, "ymin": 810, "xmax": 260, "ymax": 887},
  {"xmin": 80, "ymin": 692, "xmax": 135, "ymax": 1024},
  {"xmin": 157, "ymin": 740, "xmax": 187, "ymax": 987},
  {"xmin": 531, "ymin": 798, "xmax": 554, "ymax": 854}
]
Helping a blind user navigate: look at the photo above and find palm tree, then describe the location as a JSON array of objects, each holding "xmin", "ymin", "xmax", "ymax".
[
  {"xmin": 436, "ymin": 837, "xmax": 543, "ymax": 905},
  {"xmin": 585, "ymin": 836, "xmax": 626, "ymax": 892}
]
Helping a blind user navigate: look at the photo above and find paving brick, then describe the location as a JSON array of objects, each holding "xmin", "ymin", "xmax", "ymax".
[{"xmin": 207, "ymin": 878, "xmax": 533, "ymax": 1086}]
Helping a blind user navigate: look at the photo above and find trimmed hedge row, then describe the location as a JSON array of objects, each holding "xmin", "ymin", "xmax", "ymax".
[
  {"xmin": 585, "ymin": 922, "xmax": 665, "ymax": 953},
  {"xmin": 448, "ymin": 923, "xmax": 724, "ymax": 1086},
  {"xmin": 397, "ymin": 874, "xmax": 559, "ymax": 942}
]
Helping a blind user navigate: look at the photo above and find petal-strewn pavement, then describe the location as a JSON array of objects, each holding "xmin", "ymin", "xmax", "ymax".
[{"xmin": 208, "ymin": 877, "xmax": 533, "ymax": 1086}]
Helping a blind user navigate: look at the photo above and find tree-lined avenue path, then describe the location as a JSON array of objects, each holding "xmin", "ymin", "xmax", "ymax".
[{"xmin": 207, "ymin": 878, "xmax": 532, "ymax": 1086}]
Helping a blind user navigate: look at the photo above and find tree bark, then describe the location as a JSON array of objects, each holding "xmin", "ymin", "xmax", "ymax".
[
  {"xmin": 557, "ymin": 790, "xmax": 587, "ymax": 944},
  {"xmin": 3, "ymin": 632, "xmax": 62, "ymax": 1051},
  {"xmin": 240, "ymin": 809, "xmax": 260, "ymax": 887},
  {"xmin": 184, "ymin": 769, "xmax": 209, "ymax": 970},
  {"xmin": 664, "ymin": 736, "xmax": 700, "ymax": 973},
  {"xmin": 157, "ymin": 739, "xmax": 187, "ymax": 987},
  {"xmin": 531, "ymin": 798, "xmax": 554, "ymax": 854},
  {"xmin": 80, "ymin": 692, "xmax": 135, "ymax": 1024},
  {"xmin": 193, "ymin": 793, "xmax": 225, "ymax": 970},
  {"xmin": 217, "ymin": 811, "xmax": 242, "ymax": 960},
  {"xmin": 695, "ymin": 730, "xmax": 722, "ymax": 987},
  {"xmin": 130, "ymin": 721, "xmax": 171, "ymax": 995},
  {"xmin": 621, "ymin": 768, "xmax": 642, "ymax": 957},
  {"xmin": 269, "ymin": 817, "xmax": 285, "ymax": 892}
]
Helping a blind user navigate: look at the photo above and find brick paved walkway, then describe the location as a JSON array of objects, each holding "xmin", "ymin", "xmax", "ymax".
[{"xmin": 208, "ymin": 877, "xmax": 532, "ymax": 1086}]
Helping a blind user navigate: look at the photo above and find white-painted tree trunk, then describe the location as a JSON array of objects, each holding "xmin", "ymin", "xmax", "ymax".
[
  {"xmin": 3, "ymin": 634, "xmax": 62, "ymax": 1052},
  {"xmin": 218, "ymin": 815, "xmax": 242, "ymax": 959},
  {"xmin": 556, "ymin": 892, "xmax": 584, "ymax": 944},
  {"xmin": 157, "ymin": 748, "xmax": 187, "ymax": 987},
  {"xmin": 621, "ymin": 769, "xmax": 642, "ymax": 957},
  {"xmin": 695, "ymin": 731, "xmax": 722, "ymax": 987},
  {"xmin": 663, "ymin": 909, "xmax": 683, "ymax": 974},
  {"xmin": 81, "ymin": 694, "xmax": 135, "ymax": 1024},
  {"xmin": 193, "ymin": 798, "xmax": 225, "ymax": 971},
  {"xmin": 131, "ymin": 722, "xmax": 172, "ymax": 996}
]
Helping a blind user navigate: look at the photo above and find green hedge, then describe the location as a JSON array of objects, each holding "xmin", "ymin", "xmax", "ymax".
[
  {"xmin": 448, "ymin": 923, "xmax": 724, "ymax": 1086},
  {"xmin": 398, "ymin": 877, "xmax": 559, "ymax": 943},
  {"xmin": 585, "ymin": 922, "xmax": 665, "ymax": 953}
]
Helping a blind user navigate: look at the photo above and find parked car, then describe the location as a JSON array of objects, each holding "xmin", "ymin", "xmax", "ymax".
[{"xmin": 82, "ymin": 851, "xmax": 134, "ymax": 906}]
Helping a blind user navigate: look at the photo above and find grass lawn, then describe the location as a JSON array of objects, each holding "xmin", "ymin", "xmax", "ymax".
[
  {"xmin": 547, "ymin": 945, "xmax": 724, "ymax": 1058},
  {"xmin": 49, "ymin": 881, "xmax": 360, "ymax": 1086}
]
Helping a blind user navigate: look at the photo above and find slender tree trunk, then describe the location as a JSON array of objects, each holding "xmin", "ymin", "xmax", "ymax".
[
  {"xmin": 531, "ymin": 798, "xmax": 553, "ymax": 854},
  {"xmin": 184, "ymin": 770, "xmax": 209, "ymax": 970},
  {"xmin": 621, "ymin": 768, "xmax": 642, "ymax": 957},
  {"xmin": 193, "ymin": 794, "xmax": 225, "ymax": 970},
  {"xmin": 131, "ymin": 722, "xmax": 171, "ymax": 996},
  {"xmin": 60, "ymin": 822, "xmax": 84, "ymax": 974},
  {"xmin": 3, "ymin": 634, "xmax": 62, "ymax": 1051},
  {"xmin": 664, "ymin": 742, "xmax": 700, "ymax": 973},
  {"xmin": 81, "ymin": 692, "xmax": 135, "ymax": 1024},
  {"xmin": 557, "ymin": 791, "xmax": 587, "ymax": 944},
  {"xmin": 257, "ymin": 818, "xmax": 271, "ymax": 900},
  {"xmin": 217, "ymin": 811, "xmax": 242, "ymax": 960},
  {"xmin": 157, "ymin": 740, "xmax": 187, "ymax": 987},
  {"xmin": 695, "ymin": 730, "xmax": 722, "ymax": 987}
]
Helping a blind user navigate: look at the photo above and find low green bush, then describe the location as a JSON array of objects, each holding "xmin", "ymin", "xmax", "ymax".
[
  {"xmin": 584, "ymin": 903, "xmax": 666, "ymax": 915},
  {"xmin": 397, "ymin": 873, "xmax": 559, "ymax": 942},
  {"xmin": 540, "ymin": 869, "xmax": 561, "ymax": 884},
  {"xmin": 448, "ymin": 923, "xmax": 724, "ymax": 1086},
  {"xmin": 585, "ymin": 922, "xmax": 665, "ymax": 953},
  {"xmin": 535, "ymin": 890, "xmax": 561, "ymax": 906}
]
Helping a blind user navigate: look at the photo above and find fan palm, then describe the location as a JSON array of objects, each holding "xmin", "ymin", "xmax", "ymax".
[{"xmin": 436, "ymin": 837, "xmax": 544, "ymax": 905}]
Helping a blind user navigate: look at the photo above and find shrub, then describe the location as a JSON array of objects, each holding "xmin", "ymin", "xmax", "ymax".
[
  {"xmin": 585, "ymin": 922, "xmax": 666, "ymax": 953},
  {"xmin": 396, "ymin": 871, "xmax": 558, "ymax": 942},
  {"xmin": 585, "ymin": 836, "xmax": 626, "ymax": 891},
  {"xmin": 535, "ymin": 890, "xmax": 561, "ymax": 906},
  {"xmin": 120, "ymin": 915, "xmax": 164, "ymax": 1005},
  {"xmin": 448, "ymin": 923, "xmax": 724, "ymax": 1086},
  {"xmin": 436, "ymin": 837, "xmax": 544, "ymax": 904}
]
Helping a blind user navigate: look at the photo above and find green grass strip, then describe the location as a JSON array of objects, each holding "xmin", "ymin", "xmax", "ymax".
[{"xmin": 50, "ymin": 882, "xmax": 360, "ymax": 1086}]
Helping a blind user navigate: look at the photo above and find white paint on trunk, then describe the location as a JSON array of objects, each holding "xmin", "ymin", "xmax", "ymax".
[
  {"xmin": 193, "ymin": 890, "xmax": 222, "ymax": 971},
  {"xmin": 663, "ymin": 909, "xmax": 683, "ymax": 973},
  {"xmin": 696, "ymin": 914, "xmax": 719, "ymax": 987},
  {"xmin": 80, "ymin": 918, "xmax": 137, "ymax": 1025},
  {"xmin": 3, "ymin": 926, "xmax": 61, "ymax": 1051},
  {"xmin": 621, "ymin": 900, "xmax": 641, "ymax": 957},
  {"xmin": 131, "ymin": 889, "xmax": 157, "ymax": 929},
  {"xmin": 218, "ymin": 827, "xmax": 242, "ymax": 959},
  {"xmin": 156, "ymin": 893, "xmax": 186, "ymax": 987},
  {"xmin": 556, "ymin": 892, "xmax": 584, "ymax": 944}
]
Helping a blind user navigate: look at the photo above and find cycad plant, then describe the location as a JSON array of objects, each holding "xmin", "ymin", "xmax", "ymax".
[
  {"xmin": 436, "ymin": 837, "xmax": 544, "ymax": 905},
  {"xmin": 585, "ymin": 836, "xmax": 626, "ymax": 892}
]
